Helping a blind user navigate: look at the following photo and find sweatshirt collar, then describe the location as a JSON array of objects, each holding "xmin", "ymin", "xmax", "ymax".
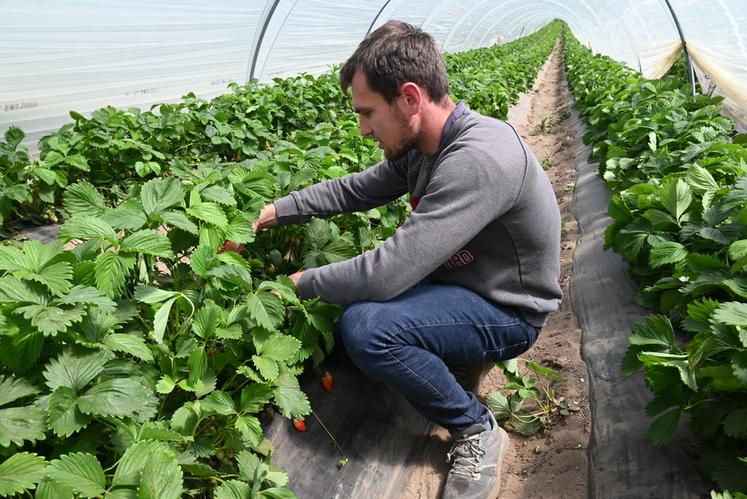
[{"xmin": 438, "ymin": 100, "xmax": 468, "ymax": 150}]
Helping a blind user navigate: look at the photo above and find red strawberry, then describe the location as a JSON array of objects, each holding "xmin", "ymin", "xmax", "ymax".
[
  {"xmin": 293, "ymin": 417, "xmax": 307, "ymax": 432},
  {"xmin": 322, "ymin": 371, "xmax": 333, "ymax": 392}
]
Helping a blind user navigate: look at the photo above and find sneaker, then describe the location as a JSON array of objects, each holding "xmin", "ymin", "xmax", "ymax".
[{"xmin": 442, "ymin": 412, "xmax": 509, "ymax": 499}]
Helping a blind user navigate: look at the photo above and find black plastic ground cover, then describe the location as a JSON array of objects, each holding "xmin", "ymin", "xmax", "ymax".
[
  {"xmin": 566, "ymin": 86, "xmax": 708, "ymax": 497},
  {"xmin": 263, "ymin": 352, "xmax": 449, "ymax": 498}
]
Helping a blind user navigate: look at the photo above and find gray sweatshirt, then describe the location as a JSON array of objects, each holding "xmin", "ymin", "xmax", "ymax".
[{"xmin": 273, "ymin": 104, "xmax": 561, "ymax": 327}]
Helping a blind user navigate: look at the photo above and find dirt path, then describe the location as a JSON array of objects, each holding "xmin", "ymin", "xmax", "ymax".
[{"xmin": 478, "ymin": 45, "xmax": 591, "ymax": 498}]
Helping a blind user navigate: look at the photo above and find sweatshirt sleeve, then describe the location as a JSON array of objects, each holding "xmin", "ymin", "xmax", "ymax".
[
  {"xmin": 273, "ymin": 157, "xmax": 409, "ymax": 224},
  {"xmin": 295, "ymin": 146, "xmax": 527, "ymax": 305}
]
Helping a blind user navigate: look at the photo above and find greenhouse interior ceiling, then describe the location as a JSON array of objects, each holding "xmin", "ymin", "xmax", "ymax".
[{"xmin": 2, "ymin": 0, "xmax": 746, "ymax": 142}]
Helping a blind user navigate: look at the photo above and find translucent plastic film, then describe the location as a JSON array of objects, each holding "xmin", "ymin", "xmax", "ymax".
[
  {"xmin": 2, "ymin": 0, "xmax": 747, "ymax": 142},
  {"xmin": 0, "ymin": 0, "xmax": 270, "ymax": 143}
]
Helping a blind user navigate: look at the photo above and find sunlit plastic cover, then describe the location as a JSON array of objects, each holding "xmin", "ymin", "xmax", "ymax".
[{"xmin": 2, "ymin": 0, "xmax": 745, "ymax": 143}]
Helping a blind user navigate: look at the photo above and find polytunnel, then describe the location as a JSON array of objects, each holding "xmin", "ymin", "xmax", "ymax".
[
  {"xmin": 2, "ymin": 2, "xmax": 747, "ymax": 499},
  {"xmin": 1, "ymin": 0, "xmax": 746, "ymax": 141}
]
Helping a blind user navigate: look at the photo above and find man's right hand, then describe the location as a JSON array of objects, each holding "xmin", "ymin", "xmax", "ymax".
[{"xmin": 252, "ymin": 203, "xmax": 278, "ymax": 232}]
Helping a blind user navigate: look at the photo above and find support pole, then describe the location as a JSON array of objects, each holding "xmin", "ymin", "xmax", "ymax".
[
  {"xmin": 662, "ymin": 0, "xmax": 696, "ymax": 96},
  {"xmin": 366, "ymin": 0, "xmax": 392, "ymax": 37},
  {"xmin": 249, "ymin": 0, "xmax": 281, "ymax": 82}
]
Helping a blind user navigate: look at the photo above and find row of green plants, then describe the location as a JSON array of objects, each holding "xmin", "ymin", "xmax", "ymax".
[
  {"xmin": 563, "ymin": 29, "xmax": 747, "ymax": 494},
  {"xmin": 0, "ymin": 20, "xmax": 562, "ymax": 237},
  {"xmin": 446, "ymin": 20, "xmax": 562, "ymax": 120},
  {"xmin": 0, "ymin": 23, "xmax": 562, "ymax": 498}
]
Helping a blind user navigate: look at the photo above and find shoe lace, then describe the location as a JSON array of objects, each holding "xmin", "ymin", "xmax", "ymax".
[{"xmin": 447, "ymin": 432, "xmax": 485, "ymax": 478}]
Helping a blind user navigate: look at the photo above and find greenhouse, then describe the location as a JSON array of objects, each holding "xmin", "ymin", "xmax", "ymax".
[{"xmin": 1, "ymin": 1, "xmax": 746, "ymax": 498}]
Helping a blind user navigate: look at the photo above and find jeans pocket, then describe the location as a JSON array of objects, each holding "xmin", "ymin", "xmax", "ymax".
[{"xmin": 480, "ymin": 324, "xmax": 539, "ymax": 362}]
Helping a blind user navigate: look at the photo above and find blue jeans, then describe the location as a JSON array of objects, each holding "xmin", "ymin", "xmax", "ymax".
[{"xmin": 337, "ymin": 280, "xmax": 540, "ymax": 433}]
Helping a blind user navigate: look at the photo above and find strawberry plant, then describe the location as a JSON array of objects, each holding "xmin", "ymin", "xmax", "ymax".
[
  {"xmin": 564, "ymin": 27, "xmax": 747, "ymax": 493},
  {"xmin": 487, "ymin": 358, "xmax": 566, "ymax": 436},
  {"xmin": 0, "ymin": 25, "xmax": 567, "ymax": 496}
]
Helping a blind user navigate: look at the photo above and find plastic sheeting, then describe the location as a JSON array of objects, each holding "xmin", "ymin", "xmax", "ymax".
[{"xmin": 2, "ymin": 0, "xmax": 746, "ymax": 142}]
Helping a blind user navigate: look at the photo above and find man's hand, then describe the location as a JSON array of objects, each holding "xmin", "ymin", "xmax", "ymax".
[
  {"xmin": 289, "ymin": 270, "xmax": 304, "ymax": 287},
  {"xmin": 220, "ymin": 203, "xmax": 278, "ymax": 253},
  {"xmin": 218, "ymin": 241, "xmax": 245, "ymax": 253},
  {"xmin": 253, "ymin": 204, "xmax": 278, "ymax": 232}
]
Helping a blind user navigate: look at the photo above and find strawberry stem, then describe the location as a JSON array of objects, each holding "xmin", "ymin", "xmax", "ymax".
[{"xmin": 311, "ymin": 411, "xmax": 347, "ymax": 464}]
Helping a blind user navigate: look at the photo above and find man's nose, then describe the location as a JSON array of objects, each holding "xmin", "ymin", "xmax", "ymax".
[{"xmin": 359, "ymin": 117, "xmax": 372, "ymax": 137}]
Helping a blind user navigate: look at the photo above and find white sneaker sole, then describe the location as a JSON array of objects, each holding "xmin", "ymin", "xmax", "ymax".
[{"xmin": 490, "ymin": 427, "xmax": 510, "ymax": 499}]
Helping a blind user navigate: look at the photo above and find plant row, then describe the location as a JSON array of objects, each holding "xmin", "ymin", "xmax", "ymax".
[
  {"xmin": 563, "ymin": 28, "xmax": 747, "ymax": 494},
  {"xmin": 0, "ymin": 21, "xmax": 562, "ymax": 236},
  {"xmin": 0, "ymin": 23, "xmax": 562, "ymax": 498}
]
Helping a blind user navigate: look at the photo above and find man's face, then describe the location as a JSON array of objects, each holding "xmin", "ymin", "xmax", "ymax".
[{"xmin": 351, "ymin": 71, "xmax": 417, "ymax": 160}]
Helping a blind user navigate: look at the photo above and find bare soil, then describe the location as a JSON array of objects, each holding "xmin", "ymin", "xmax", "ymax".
[
  {"xmin": 403, "ymin": 46, "xmax": 590, "ymax": 499},
  {"xmin": 487, "ymin": 45, "xmax": 591, "ymax": 499}
]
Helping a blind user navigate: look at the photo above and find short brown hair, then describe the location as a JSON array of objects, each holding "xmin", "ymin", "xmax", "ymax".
[{"xmin": 340, "ymin": 20, "xmax": 449, "ymax": 103}]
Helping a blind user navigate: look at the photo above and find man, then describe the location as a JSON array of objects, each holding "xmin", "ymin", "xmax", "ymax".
[{"xmin": 252, "ymin": 20, "xmax": 561, "ymax": 499}]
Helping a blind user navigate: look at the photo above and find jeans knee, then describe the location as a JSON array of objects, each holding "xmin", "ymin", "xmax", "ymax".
[{"xmin": 339, "ymin": 301, "xmax": 393, "ymax": 362}]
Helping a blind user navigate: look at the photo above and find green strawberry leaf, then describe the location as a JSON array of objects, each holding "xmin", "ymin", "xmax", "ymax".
[
  {"xmin": 224, "ymin": 214, "xmax": 255, "ymax": 244},
  {"xmin": 649, "ymin": 241, "xmax": 688, "ymax": 268},
  {"xmin": 58, "ymin": 216, "xmax": 117, "ymax": 244},
  {"xmin": 134, "ymin": 284, "xmax": 178, "ymax": 304},
  {"xmin": 713, "ymin": 302, "xmax": 747, "ymax": 327},
  {"xmin": 202, "ymin": 390, "xmax": 236, "ymax": 416},
  {"xmin": 272, "ymin": 370, "xmax": 310, "ymax": 418},
  {"xmin": 192, "ymin": 300, "xmax": 222, "ymax": 339},
  {"xmin": 191, "ymin": 245, "xmax": 220, "ymax": 277},
  {"xmin": 240, "ymin": 384, "xmax": 273, "ymax": 413},
  {"xmin": 235, "ymin": 415, "xmax": 262, "ymax": 447},
  {"xmin": 48, "ymin": 386, "xmax": 90, "ymax": 437},
  {"xmin": 160, "ymin": 210, "xmax": 198, "ymax": 235},
  {"xmin": 0, "ymin": 375, "xmax": 40, "ymax": 406},
  {"xmin": 649, "ymin": 408, "xmax": 681, "ymax": 446},
  {"xmin": 112, "ymin": 440, "xmax": 171, "ymax": 490},
  {"xmin": 104, "ymin": 197, "xmax": 148, "ymax": 231},
  {"xmin": 187, "ymin": 348, "xmax": 207, "ymax": 385},
  {"xmin": 258, "ymin": 334, "xmax": 301, "ymax": 362},
  {"xmin": 0, "ymin": 405, "xmax": 46, "ymax": 446},
  {"xmin": 732, "ymin": 352, "xmax": 747, "ymax": 383},
  {"xmin": 723, "ymin": 408, "xmax": 747, "ymax": 438},
  {"xmin": 135, "ymin": 448, "xmax": 183, "ymax": 499},
  {"xmin": 257, "ymin": 280, "xmax": 299, "ymax": 305},
  {"xmin": 95, "ymin": 252, "xmax": 136, "ymax": 299},
  {"xmin": 486, "ymin": 391, "xmax": 512, "ymax": 420},
  {"xmin": 141, "ymin": 177, "xmax": 184, "ymax": 216},
  {"xmin": 215, "ymin": 480, "xmax": 252, "ymax": 499},
  {"xmin": 24, "ymin": 261, "xmax": 73, "ymax": 296},
  {"xmin": 35, "ymin": 477, "xmax": 74, "ymax": 499},
  {"xmin": 187, "ymin": 202, "xmax": 228, "ymax": 228},
  {"xmin": 78, "ymin": 378, "xmax": 149, "ymax": 417},
  {"xmin": 252, "ymin": 355, "xmax": 279, "ymax": 381},
  {"xmin": 16, "ymin": 304, "xmax": 85, "ymax": 336},
  {"xmin": 153, "ymin": 296, "xmax": 178, "ymax": 344},
  {"xmin": 120, "ymin": 230, "xmax": 175, "ymax": 258},
  {"xmin": 0, "ymin": 452, "xmax": 47, "ymax": 497},
  {"xmin": 46, "ymin": 452, "xmax": 105, "ymax": 498},
  {"xmin": 57, "ymin": 285, "xmax": 116, "ymax": 312},
  {"xmin": 43, "ymin": 349, "xmax": 112, "ymax": 391},
  {"xmin": 201, "ymin": 185, "xmax": 236, "ymax": 206},
  {"xmin": 63, "ymin": 181, "xmax": 107, "ymax": 217},
  {"xmin": 104, "ymin": 334, "xmax": 154, "ymax": 362},
  {"xmin": 246, "ymin": 292, "xmax": 284, "ymax": 331},
  {"xmin": 629, "ymin": 315, "xmax": 675, "ymax": 348}
]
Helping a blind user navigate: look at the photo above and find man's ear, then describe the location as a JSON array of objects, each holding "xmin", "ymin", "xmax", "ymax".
[{"xmin": 399, "ymin": 82, "xmax": 422, "ymax": 116}]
